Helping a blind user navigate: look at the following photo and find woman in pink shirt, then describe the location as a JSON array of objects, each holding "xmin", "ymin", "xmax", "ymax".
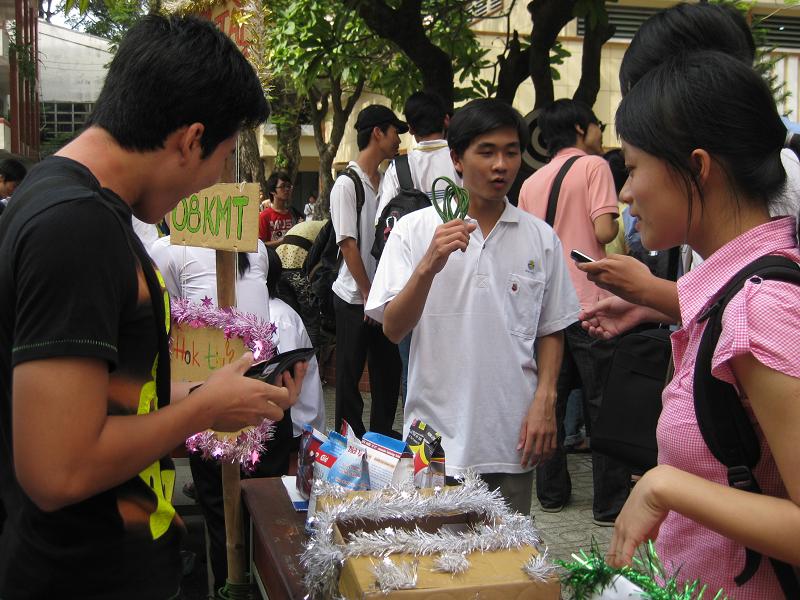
[{"xmin": 600, "ymin": 52, "xmax": 800, "ymax": 598}]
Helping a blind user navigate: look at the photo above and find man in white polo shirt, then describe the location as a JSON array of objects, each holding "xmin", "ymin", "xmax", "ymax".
[
  {"xmin": 331, "ymin": 104, "xmax": 407, "ymax": 439},
  {"xmin": 366, "ymin": 99, "xmax": 578, "ymax": 514}
]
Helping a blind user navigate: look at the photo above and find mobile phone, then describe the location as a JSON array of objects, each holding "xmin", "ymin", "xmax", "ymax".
[
  {"xmin": 570, "ymin": 249, "xmax": 596, "ymax": 263},
  {"xmin": 244, "ymin": 347, "xmax": 315, "ymax": 385}
]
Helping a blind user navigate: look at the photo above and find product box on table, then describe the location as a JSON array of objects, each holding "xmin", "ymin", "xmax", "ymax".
[{"xmin": 316, "ymin": 489, "xmax": 561, "ymax": 600}]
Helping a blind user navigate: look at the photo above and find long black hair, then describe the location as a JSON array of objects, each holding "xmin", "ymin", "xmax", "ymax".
[
  {"xmin": 265, "ymin": 246, "xmax": 282, "ymax": 299},
  {"xmin": 620, "ymin": 3, "xmax": 755, "ymax": 95},
  {"xmin": 617, "ymin": 51, "xmax": 786, "ymax": 219}
]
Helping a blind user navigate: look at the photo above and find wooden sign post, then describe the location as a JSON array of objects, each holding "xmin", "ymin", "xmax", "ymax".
[{"xmin": 170, "ymin": 181, "xmax": 259, "ymax": 593}]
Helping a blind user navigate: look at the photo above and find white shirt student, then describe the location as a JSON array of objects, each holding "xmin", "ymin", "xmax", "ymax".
[
  {"xmin": 150, "ymin": 236, "xmax": 270, "ymax": 320},
  {"xmin": 374, "ymin": 140, "xmax": 461, "ymax": 224},
  {"xmin": 268, "ymin": 296, "xmax": 325, "ymax": 435},
  {"xmin": 330, "ymin": 161, "xmax": 381, "ymax": 305},
  {"xmin": 365, "ymin": 202, "xmax": 578, "ymax": 476}
]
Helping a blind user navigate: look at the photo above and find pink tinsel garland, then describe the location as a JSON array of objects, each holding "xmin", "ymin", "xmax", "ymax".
[{"xmin": 172, "ymin": 297, "xmax": 279, "ymax": 471}]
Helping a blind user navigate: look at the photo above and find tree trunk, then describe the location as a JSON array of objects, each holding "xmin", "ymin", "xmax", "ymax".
[
  {"xmin": 341, "ymin": 0, "xmax": 455, "ymax": 107},
  {"xmin": 239, "ymin": 127, "xmax": 267, "ymax": 195},
  {"xmin": 572, "ymin": 19, "xmax": 615, "ymax": 107},
  {"xmin": 270, "ymin": 78, "xmax": 303, "ymax": 183},
  {"xmin": 528, "ymin": 0, "xmax": 577, "ymax": 109},
  {"xmin": 496, "ymin": 30, "xmax": 531, "ymax": 105},
  {"xmin": 309, "ymin": 76, "xmax": 366, "ymax": 219}
]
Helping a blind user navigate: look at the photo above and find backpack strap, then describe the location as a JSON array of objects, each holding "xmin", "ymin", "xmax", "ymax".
[
  {"xmin": 395, "ymin": 154, "xmax": 415, "ymax": 192},
  {"xmin": 281, "ymin": 234, "xmax": 313, "ymax": 252},
  {"xmin": 339, "ymin": 168, "xmax": 365, "ymax": 249},
  {"xmin": 694, "ymin": 254, "xmax": 800, "ymax": 594},
  {"xmin": 545, "ymin": 155, "xmax": 581, "ymax": 227}
]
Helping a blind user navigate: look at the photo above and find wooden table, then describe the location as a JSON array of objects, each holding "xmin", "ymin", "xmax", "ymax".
[{"xmin": 241, "ymin": 477, "xmax": 308, "ymax": 600}]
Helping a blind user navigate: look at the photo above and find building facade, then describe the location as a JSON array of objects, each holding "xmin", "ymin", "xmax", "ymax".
[
  {"xmin": 0, "ymin": 0, "xmax": 39, "ymax": 160},
  {"xmin": 38, "ymin": 20, "xmax": 111, "ymax": 156},
  {"xmin": 260, "ymin": 0, "xmax": 800, "ymax": 183}
]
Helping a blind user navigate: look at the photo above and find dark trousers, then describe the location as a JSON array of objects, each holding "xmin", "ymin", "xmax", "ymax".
[
  {"xmin": 190, "ymin": 413, "xmax": 293, "ymax": 593},
  {"xmin": 398, "ymin": 333, "xmax": 411, "ymax": 403},
  {"xmin": 333, "ymin": 295, "xmax": 401, "ymax": 439},
  {"xmin": 536, "ymin": 322, "xmax": 630, "ymax": 521}
]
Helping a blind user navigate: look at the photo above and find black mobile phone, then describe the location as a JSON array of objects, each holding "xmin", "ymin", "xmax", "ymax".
[
  {"xmin": 570, "ymin": 249, "xmax": 596, "ymax": 263},
  {"xmin": 244, "ymin": 347, "xmax": 315, "ymax": 385}
]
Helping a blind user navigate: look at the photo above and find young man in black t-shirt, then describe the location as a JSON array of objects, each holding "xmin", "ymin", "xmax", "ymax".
[{"xmin": 0, "ymin": 16, "xmax": 306, "ymax": 600}]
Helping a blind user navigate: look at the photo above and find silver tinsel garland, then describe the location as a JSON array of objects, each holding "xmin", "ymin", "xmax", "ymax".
[
  {"xmin": 433, "ymin": 552, "xmax": 470, "ymax": 575},
  {"xmin": 371, "ymin": 557, "xmax": 418, "ymax": 593},
  {"xmin": 523, "ymin": 547, "xmax": 558, "ymax": 582},
  {"xmin": 301, "ymin": 471, "xmax": 551, "ymax": 599}
]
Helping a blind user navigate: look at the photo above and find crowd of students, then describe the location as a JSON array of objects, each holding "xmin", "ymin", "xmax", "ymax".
[{"xmin": 1, "ymin": 2, "xmax": 800, "ymax": 599}]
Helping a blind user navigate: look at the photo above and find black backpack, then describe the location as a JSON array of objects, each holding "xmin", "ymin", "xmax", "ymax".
[
  {"xmin": 692, "ymin": 254, "xmax": 800, "ymax": 596},
  {"xmin": 304, "ymin": 168, "xmax": 364, "ymax": 329},
  {"xmin": 370, "ymin": 154, "xmax": 430, "ymax": 261}
]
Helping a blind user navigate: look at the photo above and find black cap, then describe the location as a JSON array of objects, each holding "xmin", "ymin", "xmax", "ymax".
[{"xmin": 354, "ymin": 105, "xmax": 409, "ymax": 134}]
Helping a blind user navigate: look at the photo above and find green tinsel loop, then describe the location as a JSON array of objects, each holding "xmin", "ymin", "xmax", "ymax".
[
  {"xmin": 557, "ymin": 539, "xmax": 727, "ymax": 600},
  {"xmin": 431, "ymin": 176, "xmax": 469, "ymax": 223},
  {"xmin": 216, "ymin": 578, "xmax": 254, "ymax": 600}
]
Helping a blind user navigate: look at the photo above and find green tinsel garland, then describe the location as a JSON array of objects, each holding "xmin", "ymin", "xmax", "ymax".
[
  {"xmin": 431, "ymin": 177, "xmax": 469, "ymax": 222},
  {"xmin": 557, "ymin": 540, "xmax": 727, "ymax": 600}
]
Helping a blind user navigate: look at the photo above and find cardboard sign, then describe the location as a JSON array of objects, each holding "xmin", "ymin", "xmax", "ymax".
[
  {"xmin": 170, "ymin": 182, "xmax": 259, "ymax": 252},
  {"xmin": 171, "ymin": 323, "xmax": 246, "ymax": 382}
]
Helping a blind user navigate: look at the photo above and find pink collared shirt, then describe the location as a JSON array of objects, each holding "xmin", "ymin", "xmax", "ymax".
[
  {"xmin": 518, "ymin": 147, "xmax": 619, "ymax": 310},
  {"xmin": 657, "ymin": 217, "xmax": 800, "ymax": 598}
]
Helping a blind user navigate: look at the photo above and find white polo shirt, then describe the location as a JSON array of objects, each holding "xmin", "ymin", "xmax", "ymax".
[
  {"xmin": 365, "ymin": 202, "xmax": 579, "ymax": 475},
  {"xmin": 375, "ymin": 140, "xmax": 460, "ymax": 223},
  {"xmin": 330, "ymin": 161, "xmax": 381, "ymax": 305},
  {"xmin": 268, "ymin": 297, "xmax": 325, "ymax": 436},
  {"xmin": 150, "ymin": 236, "xmax": 271, "ymax": 321}
]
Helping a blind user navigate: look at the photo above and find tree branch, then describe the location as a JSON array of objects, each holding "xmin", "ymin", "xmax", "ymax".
[
  {"xmin": 528, "ymin": 0, "xmax": 576, "ymax": 109},
  {"xmin": 573, "ymin": 18, "xmax": 615, "ymax": 106},
  {"xmin": 340, "ymin": 0, "xmax": 455, "ymax": 106}
]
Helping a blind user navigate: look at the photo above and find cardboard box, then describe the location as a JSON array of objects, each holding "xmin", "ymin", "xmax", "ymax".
[{"xmin": 319, "ymin": 493, "xmax": 561, "ymax": 599}]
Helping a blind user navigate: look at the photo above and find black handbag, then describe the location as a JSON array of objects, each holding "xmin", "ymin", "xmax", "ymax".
[{"xmin": 592, "ymin": 325, "xmax": 671, "ymax": 474}]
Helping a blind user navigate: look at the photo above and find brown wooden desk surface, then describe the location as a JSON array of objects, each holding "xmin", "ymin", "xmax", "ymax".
[{"xmin": 241, "ymin": 477, "xmax": 307, "ymax": 600}]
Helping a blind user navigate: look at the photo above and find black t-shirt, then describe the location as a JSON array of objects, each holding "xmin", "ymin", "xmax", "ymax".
[{"xmin": 0, "ymin": 157, "xmax": 183, "ymax": 599}]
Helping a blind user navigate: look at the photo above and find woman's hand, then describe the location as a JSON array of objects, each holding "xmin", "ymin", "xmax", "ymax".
[
  {"xmin": 577, "ymin": 254, "xmax": 656, "ymax": 305},
  {"xmin": 579, "ymin": 296, "xmax": 650, "ymax": 339},
  {"xmin": 607, "ymin": 466, "xmax": 672, "ymax": 568}
]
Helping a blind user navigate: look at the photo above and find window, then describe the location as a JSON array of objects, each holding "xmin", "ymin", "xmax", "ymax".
[
  {"xmin": 757, "ymin": 15, "xmax": 800, "ymax": 50},
  {"xmin": 577, "ymin": 6, "xmax": 800, "ymax": 50},
  {"xmin": 469, "ymin": 0, "xmax": 503, "ymax": 19},
  {"xmin": 40, "ymin": 101, "xmax": 95, "ymax": 156},
  {"xmin": 577, "ymin": 6, "xmax": 658, "ymax": 39}
]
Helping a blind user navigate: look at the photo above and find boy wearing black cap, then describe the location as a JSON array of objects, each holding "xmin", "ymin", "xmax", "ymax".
[{"xmin": 331, "ymin": 104, "xmax": 407, "ymax": 439}]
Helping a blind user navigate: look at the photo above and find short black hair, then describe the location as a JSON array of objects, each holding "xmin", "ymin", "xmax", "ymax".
[
  {"xmin": 404, "ymin": 91, "xmax": 447, "ymax": 137},
  {"xmin": 447, "ymin": 99, "xmax": 528, "ymax": 158},
  {"xmin": 603, "ymin": 149, "xmax": 627, "ymax": 195},
  {"xmin": 617, "ymin": 51, "xmax": 786, "ymax": 217},
  {"xmin": 538, "ymin": 99, "xmax": 598, "ymax": 156},
  {"xmin": 620, "ymin": 3, "xmax": 755, "ymax": 95},
  {"xmin": 0, "ymin": 159, "xmax": 26, "ymax": 183},
  {"xmin": 266, "ymin": 170, "xmax": 291, "ymax": 199},
  {"xmin": 85, "ymin": 15, "xmax": 269, "ymax": 157},
  {"xmin": 356, "ymin": 122, "xmax": 391, "ymax": 151},
  {"xmin": 265, "ymin": 246, "xmax": 282, "ymax": 299}
]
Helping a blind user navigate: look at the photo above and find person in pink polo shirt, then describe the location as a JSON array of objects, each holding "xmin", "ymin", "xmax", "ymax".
[
  {"xmin": 518, "ymin": 99, "xmax": 626, "ymax": 526},
  {"xmin": 598, "ymin": 52, "xmax": 800, "ymax": 599}
]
